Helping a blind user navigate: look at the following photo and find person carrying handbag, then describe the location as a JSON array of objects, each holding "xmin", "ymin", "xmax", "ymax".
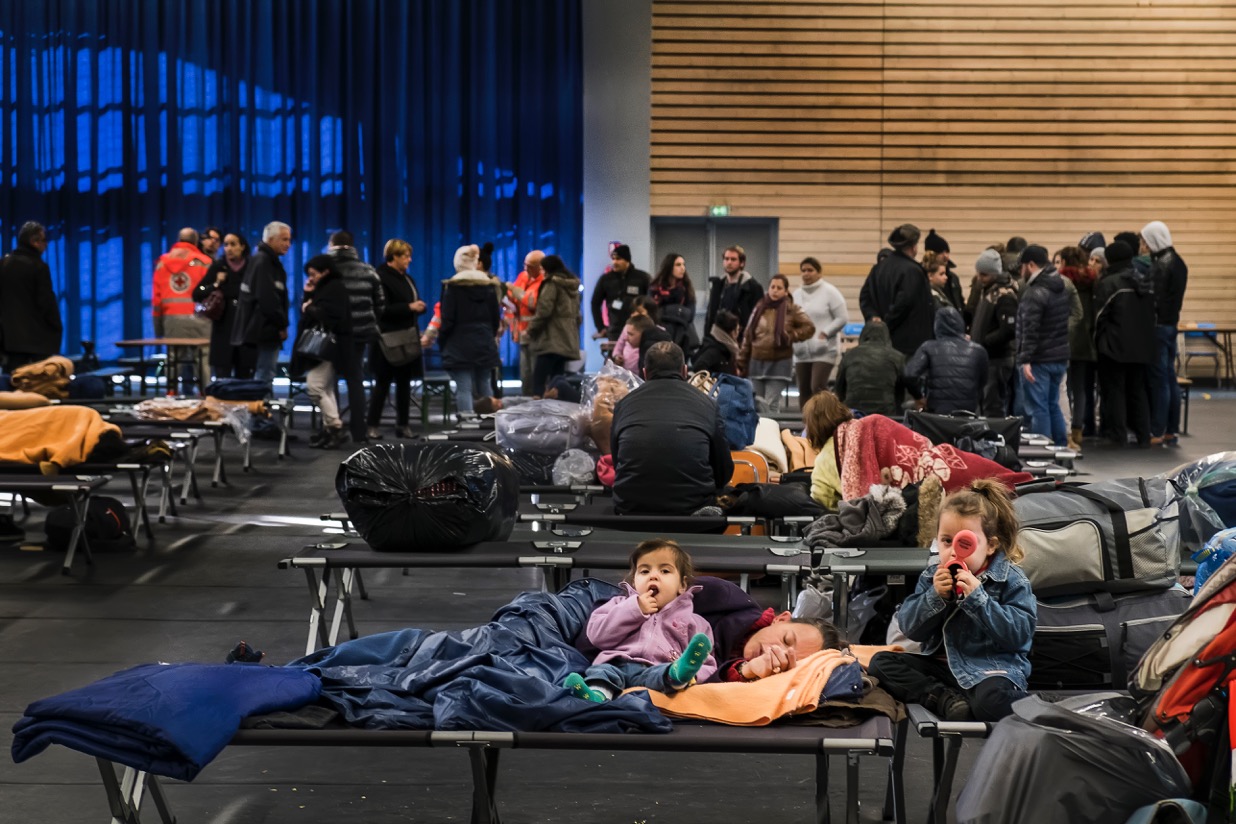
[
  {"xmin": 366, "ymin": 239, "xmax": 425, "ymax": 439},
  {"xmin": 298, "ymin": 255, "xmax": 353, "ymax": 449}
]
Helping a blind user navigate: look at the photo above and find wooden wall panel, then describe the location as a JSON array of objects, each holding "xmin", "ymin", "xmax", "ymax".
[{"xmin": 650, "ymin": 0, "xmax": 1236, "ymax": 335}]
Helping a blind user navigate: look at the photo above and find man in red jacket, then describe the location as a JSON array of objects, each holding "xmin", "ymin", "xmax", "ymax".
[
  {"xmin": 152, "ymin": 228, "xmax": 213, "ymax": 393},
  {"xmin": 508, "ymin": 250, "xmax": 545, "ymax": 395}
]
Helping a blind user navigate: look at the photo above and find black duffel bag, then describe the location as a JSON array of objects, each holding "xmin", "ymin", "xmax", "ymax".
[
  {"xmin": 336, "ymin": 443, "xmax": 518, "ymax": 551},
  {"xmin": 905, "ymin": 408, "xmax": 1022, "ymax": 470}
]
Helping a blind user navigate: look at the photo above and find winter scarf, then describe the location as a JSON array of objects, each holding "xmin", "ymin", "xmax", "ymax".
[
  {"xmin": 748, "ymin": 295, "xmax": 789, "ymax": 348},
  {"xmin": 709, "ymin": 323, "xmax": 740, "ymax": 362}
]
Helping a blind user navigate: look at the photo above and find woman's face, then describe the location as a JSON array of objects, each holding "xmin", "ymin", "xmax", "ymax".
[
  {"xmin": 928, "ymin": 266, "xmax": 948, "ymax": 288},
  {"xmin": 799, "ymin": 263, "xmax": 821, "ymax": 285},
  {"xmin": 1052, "ymin": 254, "xmax": 1064, "ymax": 269},
  {"xmin": 223, "ymin": 234, "xmax": 244, "ymax": 261},
  {"xmin": 306, "ymin": 266, "xmax": 326, "ymax": 285},
  {"xmin": 767, "ymin": 278, "xmax": 788, "ymax": 300},
  {"xmin": 672, "ymin": 256, "xmax": 686, "ymax": 279},
  {"xmin": 391, "ymin": 251, "xmax": 412, "ymax": 273}
]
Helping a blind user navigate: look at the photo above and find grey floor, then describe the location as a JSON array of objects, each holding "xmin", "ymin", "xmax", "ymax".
[{"xmin": 2, "ymin": 390, "xmax": 1233, "ymax": 823}]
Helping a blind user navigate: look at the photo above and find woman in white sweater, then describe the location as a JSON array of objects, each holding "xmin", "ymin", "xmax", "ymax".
[{"xmin": 791, "ymin": 257, "xmax": 849, "ymax": 410}]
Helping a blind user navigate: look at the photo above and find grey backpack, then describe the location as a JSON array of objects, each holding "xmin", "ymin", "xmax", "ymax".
[{"xmin": 1015, "ymin": 478, "xmax": 1180, "ymax": 597}]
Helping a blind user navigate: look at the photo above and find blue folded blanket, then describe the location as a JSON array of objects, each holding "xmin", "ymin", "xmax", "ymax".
[{"xmin": 11, "ymin": 663, "xmax": 321, "ymax": 781}]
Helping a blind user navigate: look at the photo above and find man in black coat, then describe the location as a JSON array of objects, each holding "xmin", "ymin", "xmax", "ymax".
[
  {"xmin": 1015, "ymin": 245, "xmax": 1071, "ymax": 446},
  {"xmin": 589, "ymin": 244, "xmax": 650, "ymax": 342},
  {"xmin": 859, "ymin": 223, "xmax": 934, "ymax": 357},
  {"xmin": 327, "ymin": 230, "xmax": 385, "ymax": 444},
  {"xmin": 0, "ymin": 221, "xmax": 62, "ymax": 371},
  {"xmin": 1093, "ymin": 240, "xmax": 1156, "ymax": 446},
  {"xmin": 704, "ymin": 245, "xmax": 764, "ymax": 342},
  {"xmin": 970, "ymin": 248, "xmax": 1019, "ymax": 416},
  {"xmin": 232, "ymin": 221, "xmax": 292, "ymax": 385},
  {"xmin": 610, "ymin": 342, "xmax": 734, "ymax": 516},
  {"xmin": 1140, "ymin": 220, "xmax": 1188, "ymax": 446}
]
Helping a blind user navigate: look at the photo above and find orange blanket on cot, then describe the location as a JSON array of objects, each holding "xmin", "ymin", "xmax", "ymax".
[
  {"xmin": 0, "ymin": 406, "xmax": 121, "ymax": 474},
  {"xmin": 641, "ymin": 649, "xmax": 854, "ymax": 726}
]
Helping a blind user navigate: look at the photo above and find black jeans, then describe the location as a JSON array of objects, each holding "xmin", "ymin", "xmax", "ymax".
[
  {"xmin": 366, "ymin": 341, "xmax": 421, "ymax": 428},
  {"xmin": 1097, "ymin": 356, "xmax": 1150, "ymax": 446},
  {"xmin": 982, "ymin": 356, "xmax": 1016, "ymax": 418},
  {"xmin": 868, "ymin": 651, "xmax": 1025, "ymax": 722},
  {"xmin": 532, "ymin": 353, "xmax": 569, "ymax": 396},
  {"xmin": 1066, "ymin": 359, "xmax": 1096, "ymax": 435},
  {"xmin": 340, "ymin": 339, "xmax": 369, "ymax": 441}
]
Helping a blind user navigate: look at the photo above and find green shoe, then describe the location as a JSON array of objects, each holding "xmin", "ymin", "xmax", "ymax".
[
  {"xmin": 668, "ymin": 633, "xmax": 713, "ymax": 689},
  {"xmin": 564, "ymin": 673, "xmax": 607, "ymax": 703}
]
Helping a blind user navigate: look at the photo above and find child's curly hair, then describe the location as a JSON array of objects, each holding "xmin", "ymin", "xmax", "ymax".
[{"xmin": 939, "ymin": 479, "xmax": 1022, "ymax": 563}]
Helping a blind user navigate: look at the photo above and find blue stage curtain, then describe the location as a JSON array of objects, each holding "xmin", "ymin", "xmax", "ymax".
[{"xmin": 0, "ymin": 0, "xmax": 582, "ymax": 363}]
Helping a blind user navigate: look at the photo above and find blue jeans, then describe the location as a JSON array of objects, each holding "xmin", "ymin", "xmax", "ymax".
[
  {"xmin": 448, "ymin": 366, "xmax": 493, "ymax": 416},
  {"xmin": 1147, "ymin": 325, "xmax": 1181, "ymax": 437},
  {"xmin": 254, "ymin": 343, "xmax": 282, "ymax": 386},
  {"xmin": 583, "ymin": 660, "xmax": 674, "ymax": 694},
  {"xmin": 1020, "ymin": 361, "xmax": 1068, "ymax": 446}
]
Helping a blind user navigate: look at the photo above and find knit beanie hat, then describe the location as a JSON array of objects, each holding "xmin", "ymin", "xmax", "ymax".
[
  {"xmin": 1114, "ymin": 231, "xmax": 1142, "ymax": 253},
  {"xmin": 611, "ymin": 244, "xmax": 632, "ymax": 262},
  {"xmin": 924, "ymin": 229, "xmax": 950, "ymax": 254},
  {"xmin": 975, "ymin": 248, "xmax": 1004, "ymax": 277},
  {"xmin": 1078, "ymin": 231, "xmax": 1106, "ymax": 253},
  {"xmin": 1140, "ymin": 221, "xmax": 1173, "ymax": 253},
  {"xmin": 453, "ymin": 243, "xmax": 480, "ymax": 272},
  {"xmin": 1089, "ymin": 247, "xmax": 1107, "ymax": 265},
  {"xmin": 887, "ymin": 223, "xmax": 920, "ymax": 250},
  {"xmin": 1105, "ymin": 240, "xmax": 1134, "ymax": 267},
  {"xmin": 1018, "ymin": 245, "xmax": 1050, "ymax": 267}
]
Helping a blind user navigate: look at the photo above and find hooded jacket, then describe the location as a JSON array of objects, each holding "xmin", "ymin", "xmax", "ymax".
[
  {"xmin": 858, "ymin": 250, "xmax": 934, "ymax": 356},
  {"xmin": 970, "ymin": 269, "xmax": 1018, "ymax": 361},
  {"xmin": 439, "ymin": 270, "xmax": 500, "ymax": 370},
  {"xmin": 792, "ymin": 279, "xmax": 849, "ymax": 363},
  {"xmin": 834, "ymin": 322, "xmax": 907, "ymax": 416},
  {"xmin": 1148, "ymin": 248, "xmax": 1188, "ymax": 327},
  {"xmin": 1094, "ymin": 263, "xmax": 1157, "ymax": 364},
  {"xmin": 1016, "ymin": 265, "xmax": 1071, "ymax": 365},
  {"xmin": 905, "ymin": 307, "xmax": 989, "ymax": 414},
  {"xmin": 1059, "ymin": 265, "xmax": 1098, "ymax": 362},
  {"xmin": 525, "ymin": 270, "xmax": 582, "ymax": 360}
]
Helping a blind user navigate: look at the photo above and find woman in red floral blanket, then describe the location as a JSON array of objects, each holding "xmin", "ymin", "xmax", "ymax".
[{"xmin": 802, "ymin": 391, "xmax": 1032, "ymax": 509}]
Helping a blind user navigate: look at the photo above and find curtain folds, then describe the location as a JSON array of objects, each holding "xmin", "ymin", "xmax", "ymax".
[{"xmin": 0, "ymin": 0, "xmax": 583, "ymax": 362}]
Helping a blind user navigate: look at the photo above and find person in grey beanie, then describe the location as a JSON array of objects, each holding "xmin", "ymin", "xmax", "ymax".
[{"xmin": 969, "ymin": 248, "xmax": 1019, "ymax": 416}]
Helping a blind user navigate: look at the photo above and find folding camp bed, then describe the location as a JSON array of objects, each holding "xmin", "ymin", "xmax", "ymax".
[
  {"xmin": 94, "ymin": 715, "xmax": 895, "ymax": 824},
  {"xmin": 102, "ymin": 420, "xmax": 207, "ymax": 506},
  {"xmin": 518, "ymin": 507, "xmax": 762, "ymax": 534},
  {"xmin": 0, "ymin": 474, "xmax": 111, "ymax": 573},
  {"xmin": 0, "ymin": 457, "xmax": 169, "ymax": 540},
  {"xmin": 815, "ymin": 547, "xmax": 933, "ymax": 637},
  {"xmin": 280, "ymin": 526, "xmax": 818, "ymax": 655},
  {"xmin": 884, "ymin": 702, "xmax": 991, "ymax": 824},
  {"xmin": 1019, "ymin": 443, "xmax": 1077, "ymax": 469}
]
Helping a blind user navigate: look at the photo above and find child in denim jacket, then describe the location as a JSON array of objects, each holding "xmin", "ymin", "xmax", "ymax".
[
  {"xmin": 869, "ymin": 480, "xmax": 1036, "ymax": 721},
  {"xmin": 565, "ymin": 539, "xmax": 715, "ymax": 701}
]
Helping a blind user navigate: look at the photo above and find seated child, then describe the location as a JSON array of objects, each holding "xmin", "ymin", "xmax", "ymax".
[
  {"xmin": 565, "ymin": 539, "xmax": 716, "ymax": 701},
  {"xmin": 610, "ymin": 313, "xmax": 655, "ymax": 374},
  {"xmin": 868, "ymin": 479, "xmax": 1035, "ymax": 722}
]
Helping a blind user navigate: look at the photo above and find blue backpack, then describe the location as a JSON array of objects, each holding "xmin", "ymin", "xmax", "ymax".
[{"xmin": 708, "ymin": 373, "xmax": 758, "ymax": 449}]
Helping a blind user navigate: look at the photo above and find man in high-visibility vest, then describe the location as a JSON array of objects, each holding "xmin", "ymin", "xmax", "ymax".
[
  {"xmin": 152, "ymin": 227, "xmax": 213, "ymax": 393},
  {"xmin": 507, "ymin": 250, "xmax": 545, "ymax": 395}
]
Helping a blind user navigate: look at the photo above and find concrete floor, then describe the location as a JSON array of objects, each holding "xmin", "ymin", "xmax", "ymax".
[{"xmin": 2, "ymin": 389, "xmax": 1232, "ymax": 823}]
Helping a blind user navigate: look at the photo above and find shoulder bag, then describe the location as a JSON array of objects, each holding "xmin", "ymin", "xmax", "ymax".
[
  {"xmin": 294, "ymin": 326, "xmax": 338, "ymax": 364},
  {"xmin": 378, "ymin": 327, "xmax": 422, "ymax": 366}
]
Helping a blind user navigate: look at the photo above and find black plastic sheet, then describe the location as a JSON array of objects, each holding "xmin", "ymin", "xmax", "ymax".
[{"xmin": 335, "ymin": 442, "xmax": 518, "ymax": 551}]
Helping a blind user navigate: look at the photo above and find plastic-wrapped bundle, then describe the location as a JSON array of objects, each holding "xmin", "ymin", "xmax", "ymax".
[
  {"xmin": 335, "ymin": 442, "xmax": 518, "ymax": 551},
  {"xmin": 552, "ymin": 448, "xmax": 597, "ymax": 486},
  {"xmin": 581, "ymin": 361, "xmax": 642, "ymax": 454},
  {"xmin": 1166, "ymin": 451, "xmax": 1236, "ymax": 550},
  {"xmin": 502, "ymin": 449, "xmax": 557, "ymax": 485},
  {"xmin": 494, "ymin": 399, "xmax": 590, "ymax": 455}
]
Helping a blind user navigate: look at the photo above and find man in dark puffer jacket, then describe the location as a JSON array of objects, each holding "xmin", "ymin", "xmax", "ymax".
[
  {"xmin": 905, "ymin": 307, "xmax": 988, "ymax": 414},
  {"xmin": 834, "ymin": 320, "xmax": 907, "ymax": 416},
  {"xmin": 1015, "ymin": 245, "xmax": 1071, "ymax": 446}
]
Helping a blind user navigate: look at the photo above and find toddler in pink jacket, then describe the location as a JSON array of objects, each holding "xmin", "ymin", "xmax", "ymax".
[{"xmin": 565, "ymin": 539, "xmax": 716, "ymax": 701}]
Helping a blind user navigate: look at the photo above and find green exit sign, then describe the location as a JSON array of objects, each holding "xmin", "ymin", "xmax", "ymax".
[{"xmin": 708, "ymin": 204, "xmax": 730, "ymax": 217}]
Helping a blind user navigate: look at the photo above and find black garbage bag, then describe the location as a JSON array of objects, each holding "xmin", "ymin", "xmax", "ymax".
[{"xmin": 335, "ymin": 443, "xmax": 519, "ymax": 551}]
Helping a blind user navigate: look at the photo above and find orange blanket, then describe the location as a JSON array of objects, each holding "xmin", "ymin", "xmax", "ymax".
[
  {"xmin": 10, "ymin": 356, "xmax": 74, "ymax": 399},
  {"xmin": 641, "ymin": 649, "xmax": 855, "ymax": 726},
  {"xmin": 0, "ymin": 406, "xmax": 121, "ymax": 474}
]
